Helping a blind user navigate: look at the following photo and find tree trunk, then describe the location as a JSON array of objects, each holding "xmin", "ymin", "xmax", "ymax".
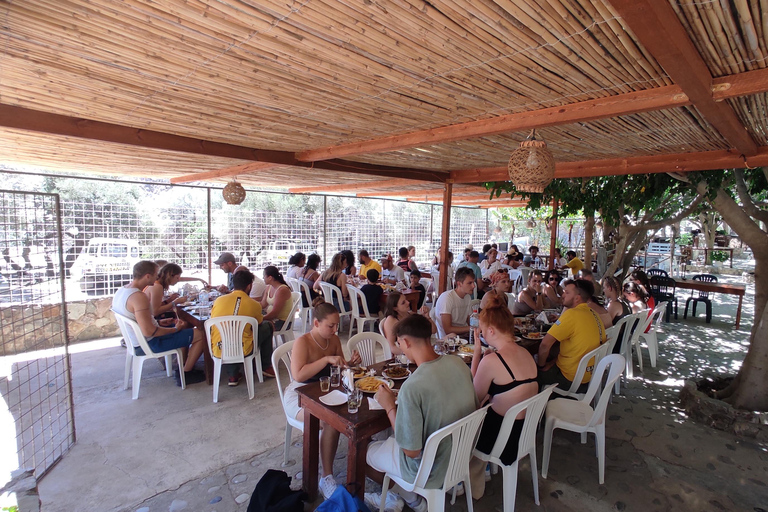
[{"xmin": 584, "ymin": 214, "xmax": 594, "ymax": 271}]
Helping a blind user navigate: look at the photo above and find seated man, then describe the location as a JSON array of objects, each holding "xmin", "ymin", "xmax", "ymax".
[
  {"xmin": 578, "ymin": 268, "xmax": 602, "ymax": 296},
  {"xmin": 537, "ymin": 279, "xmax": 606, "ymax": 390},
  {"xmin": 360, "ymin": 269, "xmax": 384, "ymax": 316},
  {"xmin": 564, "ymin": 250, "xmax": 585, "ymax": 277},
  {"xmin": 214, "ymin": 252, "xmax": 248, "ymax": 294},
  {"xmin": 479, "ymin": 247, "xmax": 501, "ymax": 278},
  {"xmin": 523, "ymin": 245, "xmax": 541, "ymax": 267},
  {"xmin": 365, "ymin": 315, "xmax": 478, "ymax": 512},
  {"xmin": 113, "ymin": 260, "xmax": 206, "ymax": 385},
  {"xmin": 457, "ymin": 250, "xmax": 484, "ymax": 293},
  {"xmin": 210, "ymin": 270, "xmax": 275, "ymax": 384},
  {"xmin": 434, "ymin": 267, "xmax": 475, "ymax": 337},
  {"xmin": 358, "ymin": 249, "xmax": 382, "ymax": 278},
  {"xmin": 381, "ymin": 254, "xmax": 406, "ymax": 286}
]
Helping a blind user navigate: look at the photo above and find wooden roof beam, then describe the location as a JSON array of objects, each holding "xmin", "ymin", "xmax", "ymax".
[
  {"xmin": 608, "ymin": 0, "xmax": 757, "ymax": 156},
  {"xmin": 0, "ymin": 104, "xmax": 445, "ymax": 183},
  {"xmin": 295, "ymin": 66, "xmax": 768, "ymax": 163},
  {"xmin": 288, "ymin": 178, "xmax": 432, "ymax": 194},
  {"xmin": 450, "ymin": 147, "xmax": 768, "ymax": 184},
  {"xmin": 170, "ymin": 162, "xmax": 278, "ymax": 184},
  {"xmin": 355, "ymin": 185, "xmax": 488, "ymax": 198}
]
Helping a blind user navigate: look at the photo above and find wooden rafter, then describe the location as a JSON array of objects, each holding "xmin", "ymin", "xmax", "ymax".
[
  {"xmin": 288, "ymin": 179, "xmax": 431, "ymax": 194},
  {"xmin": 608, "ymin": 0, "xmax": 757, "ymax": 156},
  {"xmin": 170, "ymin": 162, "xmax": 278, "ymax": 184},
  {"xmin": 0, "ymin": 104, "xmax": 445, "ymax": 183},
  {"xmin": 356, "ymin": 185, "xmax": 488, "ymax": 198},
  {"xmin": 295, "ymin": 66, "xmax": 768, "ymax": 163},
  {"xmin": 450, "ymin": 147, "xmax": 768, "ymax": 184}
]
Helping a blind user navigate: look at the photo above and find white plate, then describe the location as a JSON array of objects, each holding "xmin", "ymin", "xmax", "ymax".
[
  {"xmin": 382, "ymin": 368, "xmax": 411, "ymax": 380},
  {"xmin": 319, "ymin": 390, "xmax": 348, "ymax": 406},
  {"xmin": 356, "ymin": 376, "xmax": 395, "ymax": 393}
]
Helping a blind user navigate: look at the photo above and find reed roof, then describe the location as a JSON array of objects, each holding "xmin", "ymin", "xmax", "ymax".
[{"xmin": 1, "ymin": 0, "xmax": 768, "ymax": 202}]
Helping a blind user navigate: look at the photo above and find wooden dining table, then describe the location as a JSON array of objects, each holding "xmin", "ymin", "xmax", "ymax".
[
  {"xmin": 674, "ymin": 278, "xmax": 747, "ymax": 329},
  {"xmin": 298, "ymin": 359, "xmax": 414, "ymax": 500}
]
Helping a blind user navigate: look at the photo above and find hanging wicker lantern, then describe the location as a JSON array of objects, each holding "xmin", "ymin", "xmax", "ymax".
[
  {"xmin": 507, "ymin": 130, "xmax": 556, "ymax": 193},
  {"xmin": 222, "ymin": 180, "xmax": 246, "ymax": 205}
]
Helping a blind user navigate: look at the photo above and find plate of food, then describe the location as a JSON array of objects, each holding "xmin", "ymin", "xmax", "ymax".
[
  {"xmin": 458, "ymin": 344, "xmax": 476, "ymax": 354},
  {"xmin": 356, "ymin": 376, "xmax": 395, "ymax": 393},
  {"xmin": 523, "ymin": 332, "xmax": 545, "ymax": 340},
  {"xmin": 349, "ymin": 366, "xmax": 368, "ymax": 379},
  {"xmin": 382, "ymin": 366, "xmax": 411, "ymax": 380}
]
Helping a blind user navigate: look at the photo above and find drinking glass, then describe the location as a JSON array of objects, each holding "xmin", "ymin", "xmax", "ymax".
[
  {"xmin": 330, "ymin": 365, "xmax": 341, "ymax": 387},
  {"xmin": 347, "ymin": 389, "xmax": 362, "ymax": 413},
  {"xmin": 320, "ymin": 376, "xmax": 330, "ymax": 392}
]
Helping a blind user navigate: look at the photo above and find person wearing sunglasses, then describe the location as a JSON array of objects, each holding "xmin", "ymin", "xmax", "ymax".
[{"xmin": 542, "ymin": 269, "xmax": 563, "ymax": 308}]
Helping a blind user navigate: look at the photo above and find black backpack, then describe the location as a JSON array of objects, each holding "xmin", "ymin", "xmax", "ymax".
[{"xmin": 247, "ymin": 469, "xmax": 307, "ymax": 512}]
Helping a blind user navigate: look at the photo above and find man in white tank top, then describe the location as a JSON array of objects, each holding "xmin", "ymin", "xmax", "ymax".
[{"xmin": 114, "ymin": 260, "xmax": 206, "ymax": 385}]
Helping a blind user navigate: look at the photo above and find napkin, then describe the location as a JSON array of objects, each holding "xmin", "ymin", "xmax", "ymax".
[
  {"xmin": 342, "ymin": 368, "xmax": 355, "ymax": 393},
  {"xmin": 536, "ymin": 311, "xmax": 549, "ymax": 324},
  {"xmin": 368, "ymin": 397, "xmax": 384, "ymax": 410}
]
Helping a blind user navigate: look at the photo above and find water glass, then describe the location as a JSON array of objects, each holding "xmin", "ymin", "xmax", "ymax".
[
  {"xmin": 320, "ymin": 376, "xmax": 330, "ymax": 392},
  {"xmin": 330, "ymin": 365, "xmax": 341, "ymax": 388},
  {"xmin": 347, "ymin": 389, "xmax": 362, "ymax": 414}
]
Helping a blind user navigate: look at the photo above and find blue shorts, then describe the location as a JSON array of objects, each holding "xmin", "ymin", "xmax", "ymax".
[{"xmin": 135, "ymin": 328, "xmax": 194, "ymax": 356}]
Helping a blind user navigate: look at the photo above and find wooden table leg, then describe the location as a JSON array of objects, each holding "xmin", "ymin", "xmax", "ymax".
[
  {"xmin": 736, "ymin": 294, "xmax": 743, "ymax": 329},
  {"xmin": 347, "ymin": 436, "xmax": 371, "ymax": 498},
  {"xmin": 303, "ymin": 413, "xmax": 320, "ymax": 500}
]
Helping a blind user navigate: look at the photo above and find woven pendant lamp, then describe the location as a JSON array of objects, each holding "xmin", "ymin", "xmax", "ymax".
[
  {"xmin": 222, "ymin": 180, "xmax": 246, "ymax": 205},
  {"xmin": 508, "ymin": 130, "xmax": 555, "ymax": 193}
]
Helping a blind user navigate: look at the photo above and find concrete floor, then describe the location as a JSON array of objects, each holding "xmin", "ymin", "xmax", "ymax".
[{"xmin": 34, "ymin": 272, "xmax": 768, "ymax": 512}]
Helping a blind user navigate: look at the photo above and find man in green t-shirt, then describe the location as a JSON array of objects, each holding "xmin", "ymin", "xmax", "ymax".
[{"xmin": 364, "ymin": 315, "xmax": 477, "ymax": 512}]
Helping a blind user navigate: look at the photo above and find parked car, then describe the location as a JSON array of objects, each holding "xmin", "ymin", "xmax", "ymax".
[{"xmin": 69, "ymin": 238, "xmax": 142, "ymax": 294}]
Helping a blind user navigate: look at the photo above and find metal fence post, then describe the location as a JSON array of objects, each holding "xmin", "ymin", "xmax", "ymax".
[
  {"xmin": 323, "ymin": 195, "xmax": 327, "ymax": 266},
  {"xmin": 207, "ymin": 188, "xmax": 212, "ymax": 285}
]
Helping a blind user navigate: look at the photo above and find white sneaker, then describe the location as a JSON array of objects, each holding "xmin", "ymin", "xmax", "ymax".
[
  {"xmin": 405, "ymin": 496, "xmax": 428, "ymax": 512},
  {"xmin": 319, "ymin": 474, "xmax": 338, "ymax": 500},
  {"xmin": 364, "ymin": 491, "xmax": 404, "ymax": 512}
]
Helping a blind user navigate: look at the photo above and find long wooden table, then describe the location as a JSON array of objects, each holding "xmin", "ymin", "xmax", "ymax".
[
  {"xmin": 298, "ymin": 360, "xmax": 412, "ymax": 500},
  {"xmin": 674, "ymin": 279, "xmax": 747, "ymax": 329}
]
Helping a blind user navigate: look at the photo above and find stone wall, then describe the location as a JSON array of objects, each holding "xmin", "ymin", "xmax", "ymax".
[
  {"xmin": 1, "ymin": 297, "xmax": 119, "ymax": 355},
  {"xmin": 67, "ymin": 297, "xmax": 120, "ymax": 342}
]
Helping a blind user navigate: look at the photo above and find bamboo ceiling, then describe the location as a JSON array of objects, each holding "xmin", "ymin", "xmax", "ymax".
[{"xmin": 1, "ymin": 0, "xmax": 768, "ymax": 203}]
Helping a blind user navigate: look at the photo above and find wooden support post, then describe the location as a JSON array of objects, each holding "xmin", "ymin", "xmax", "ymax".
[
  {"xmin": 438, "ymin": 181, "xmax": 453, "ymax": 295},
  {"xmin": 549, "ymin": 199, "xmax": 559, "ymax": 270}
]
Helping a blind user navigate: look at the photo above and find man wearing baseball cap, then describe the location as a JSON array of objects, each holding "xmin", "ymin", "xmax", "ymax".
[{"xmin": 214, "ymin": 252, "xmax": 248, "ymax": 294}]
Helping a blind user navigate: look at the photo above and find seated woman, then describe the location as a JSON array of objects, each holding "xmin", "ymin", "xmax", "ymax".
[
  {"xmin": 623, "ymin": 281, "xmax": 649, "ymax": 313},
  {"xmin": 286, "ymin": 252, "xmax": 306, "ymax": 280},
  {"xmin": 630, "ymin": 269, "xmax": 656, "ymax": 310},
  {"xmin": 154, "ymin": 259, "xmax": 209, "ymax": 289},
  {"xmin": 341, "ymin": 250, "xmax": 357, "ymax": 277},
  {"xmin": 298, "ymin": 254, "xmax": 322, "ymax": 306},
  {"xmin": 603, "ymin": 276, "xmax": 631, "ymax": 325},
  {"xmin": 381, "ymin": 291, "xmax": 435, "ymax": 356},
  {"xmin": 479, "ymin": 248, "xmax": 501, "ymax": 277},
  {"xmin": 510, "ymin": 270, "xmax": 545, "ymax": 316},
  {"xmin": 261, "ymin": 266, "xmax": 294, "ymax": 331},
  {"xmin": 542, "ymin": 269, "xmax": 563, "ymax": 309},
  {"xmin": 313, "ymin": 252, "xmax": 350, "ymax": 312},
  {"xmin": 480, "ymin": 270, "xmax": 512, "ymax": 310},
  {"xmin": 587, "ymin": 294, "xmax": 613, "ymax": 327},
  {"xmin": 144, "ymin": 263, "xmax": 186, "ymax": 324},
  {"xmin": 284, "ymin": 298, "xmax": 361, "ymax": 499},
  {"xmin": 469, "ymin": 294, "xmax": 539, "ymax": 498}
]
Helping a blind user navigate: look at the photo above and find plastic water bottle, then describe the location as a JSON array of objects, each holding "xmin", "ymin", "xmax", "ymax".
[
  {"xmin": 469, "ymin": 305, "xmax": 480, "ymax": 344},
  {"xmin": 199, "ymin": 289, "xmax": 209, "ymax": 305}
]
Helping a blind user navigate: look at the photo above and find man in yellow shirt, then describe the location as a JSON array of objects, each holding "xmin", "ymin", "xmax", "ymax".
[
  {"xmin": 210, "ymin": 270, "xmax": 275, "ymax": 386},
  {"xmin": 537, "ymin": 279, "xmax": 606, "ymax": 390},
  {"xmin": 564, "ymin": 250, "xmax": 585, "ymax": 277},
  {"xmin": 358, "ymin": 249, "xmax": 382, "ymax": 279}
]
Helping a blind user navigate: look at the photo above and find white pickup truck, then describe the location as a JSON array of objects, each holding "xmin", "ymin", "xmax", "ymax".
[{"xmin": 70, "ymin": 238, "xmax": 142, "ymax": 294}]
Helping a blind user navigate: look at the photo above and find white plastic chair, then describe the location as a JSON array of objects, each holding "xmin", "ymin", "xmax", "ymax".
[
  {"xmin": 419, "ymin": 277, "xmax": 432, "ymax": 306},
  {"xmin": 204, "ymin": 315, "xmax": 261, "ymax": 402},
  {"xmin": 625, "ymin": 310, "xmax": 651, "ymax": 376},
  {"xmin": 273, "ymin": 292, "xmax": 302, "ymax": 347},
  {"xmin": 380, "ymin": 406, "xmax": 490, "ymax": 512},
  {"xmin": 295, "ymin": 279, "xmax": 314, "ymax": 333},
  {"xmin": 552, "ymin": 341, "xmax": 612, "ymax": 400},
  {"xmin": 346, "ymin": 285, "xmax": 379, "ymax": 335},
  {"xmin": 346, "ymin": 332, "xmax": 391, "ymax": 366},
  {"xmin": 318, "ymin": 281, "xmax": 353, "ymax": 334},
  {"xmin": 639, "ymin": 301, "xmax": 667, "ymax": 368},
  {"xmin": 271, "ymin": 340, "xmax": 302, "ymax": 466},
  {"xmin": 505, "ymin": 292, "xmax": 517, "ymax": 313},
  {"xmin": 473, "ymin": 385, "xmax": 557, "ymax": 512},
  {"xmin": 115, "ymin": 311, "xmax": 186, "ymax": 399},
  {"xmin": 430, "ymin": 302, "xmax": 447, "ymax": 339},
  {"xmin": 604, "ymin": 314, "xmax": 635, "ymax": 395},
  {"xmin": 542, "ymin": 354, "xmax": 626, "ymax": 484}
]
